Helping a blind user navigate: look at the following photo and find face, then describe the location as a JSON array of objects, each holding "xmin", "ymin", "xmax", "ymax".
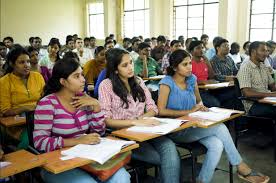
[
  {"xmin": 133, "ymin": 41, "xmax": 142, "ymax": 51},
  {"xmin": 245, "ymin": 43, "xmax": 250, "ymax": 53},
  {"xmin": 4, "ymin": 40, "xmax": 13, "ymax": 48},
  {"xmin": 171, "ymin": 43, "xmax": 182, "ymax": 52},
  {"xmin": 202, "ymin": 38, "xmax": 209, "ymax": 46},
  {"xmin": 254, "ymin": 44, "xmax": 267, "ymax": 62},
  {"xmin": 32, "ymin": 39, "xmax": 40, "ymax": 49},
  {"xmin": 231, "ymin": 45, "xmax": 240, "ymax": 54},
  {"xmin": 192, "ymin": 44, "xmax": 204, "ymax": 57},
  {"xmin": 67, "ymin": 40, "xmax": 74, "ymax": 50},
  {"xmin": 105, "ymin": 43, "xmax": 114, "ymax": 50},
  {"xmin": 175, "ymin": 57, "xmax": 192, "ymax": 77},
  {"xmin": 0, "ymin": 45, "xmax": 7, "ymax": 58},
  {"xmin": 218, "ymin": 42, "xmax": 230, "ymax": 55},
  {"xmin": 48, "ymin": 44, "xmax": 59, "ymax": 56},
  {"xmin": 84, "ymin": 40, "xmax": 90, "ymax": 47},
  {"xmin": 117, "ymin": 54, "xmax": 134, "ymax": 79},
  {"xmin": 152, "ymin": 39, "xmax": 157, "ymax": 47},
  {"xmin": 90, "ymin": 39, "xmax": 96, "ymax": 47},
  {"xmin": 29, "ymin": 50, "xmax": 39, "ymax": 65},
  {"xmin": 75, "ymin": 40, "xmax": 83, "ymax": 49},
  {"xmin": 13, "ymin": 54, "xmax": 31, "ymax": 77},
  {"xmin": 267, "ymin": 46, "xmax": 275, "ymax": 55},
  {"xmin": 140, "ymin": 47, "xmax": 151, "ymax": 58},
  {"xmin": 62, "ymin": 67, "xmax": 85, "ymax": 93},
  {"xmin": 96, "ymin": 49, "xmax": 105, "ymax": 61},
  {"xmin": 123, "ymin": 41, "xmax": 131, "ymax": 49}
]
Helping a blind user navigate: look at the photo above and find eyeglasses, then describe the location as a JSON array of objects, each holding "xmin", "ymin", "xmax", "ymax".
[{"xmin": 221, "ymin": 44, "xmax": 229, "ymax": 48}]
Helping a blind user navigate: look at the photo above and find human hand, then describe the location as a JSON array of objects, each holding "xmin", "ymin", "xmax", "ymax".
[
  {"xmin": 71, "ymin": 94, "xmax": 100, "ymax": 111},
  {"xmin": 76, "ymin": 133, "xmax": 100, "ymax": 145}
]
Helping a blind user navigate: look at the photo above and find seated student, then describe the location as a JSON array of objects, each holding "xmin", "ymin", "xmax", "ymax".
[
  {"xmin": 99, "ymin": 48, "xmax": 181, "ymax": 183},
  {"xmin": 83, "ymin": 46, "xmax": 106, "ymax": 85},
  {"xmin": 229, "ymin": 42, "xmax": 242, "ymax": 66},
  {"xmin": 205, "ymin": 36, "xmax": 223, "ymax": 60},
  {"xmin": 210, "ymin": 38, "xmax": 242, "ymax": 109},
  {"xmin": 161, "ymin": 40, "xmax": 183, "ymax": 73},
  {"xmin": 0, "ymin": 42, "xmax": 7, "ymax": 77},
  {"xmin": 134, "ymin": 42, "xmax": 163, "ymax": 91},
  {"xmin": 189, "ymin": 41, "xmax": 220, "ymax": 107},
  {"xmin": 31, "ymin": 37, "xmax": 48, "ymax": 60},
  {"xmin": 33, "ymin": 58, "xmax": 130, "ymax": 183},
  {"xmin": 3, "ymin": 37, "xmax": 14, "ymax": 53},
  {"xmin": 39, "ymin": 38, "xmax": 61, "ymax": 81},
  {"xmin": 90, "ymin": 37, "xmax": 97, "ymax": 58},
  {"xmin": 0, "ymin": 45, "xmax": 45, "ymax": 149},
  {"xmin": 264, "ymin": 41, "xmax": 276, "ymax": 73},
  {"xmin": 129, "ymin": 37, "xmax": 141, "ymax": 62},
  {"xmin": 241, "ymin": 41, "xmax": 251, "ymax": 62},
  {"xmin": 73, "ymin": 38, "xmax": 93, "ymax": 66},
  {"xmin": 60, "ymin": 35, "xmax": 75, "ymax": 57},
  {"xmin": 122, "ymin": 38, "xmax": 132, "ymax": 52},
  {"xmin": 151, "ymin": 35, "xmax": 167, "ymax": 66},
  {"xmin": 237, "ymin": 41, "xmax": 276, "ymax": 118},
  {"xmin": 27, "ymin": 46, "xmax": 40, "ymax": 72},
  {"xmin": 200, "ymin": 34, "xmax": 209, "ymax": 54},
  {"xmin": 157, "ymin": 49, "xmax": 270, "ymax": 183}
]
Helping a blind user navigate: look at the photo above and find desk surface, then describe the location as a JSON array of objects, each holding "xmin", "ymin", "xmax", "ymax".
[
  {"xmin": 258, "ymin": 98, "xmax": 276, "ymax": 105},
  {"xmin": 0, "ymin": 116, "xmax": 26, "ymax": 127},
  {"xmin": 112, "ymin": 110, "xmax": 244, "ymax": 142},
  {"xmin": 0, "ymin": 150, "xmax": 46, "ymax": 178},
  {"xmin": 143, "ymin": 75, "xmax": 165, "ymax": 81},
  {"xmin": 198, "ymin": 81, "xmax": 234, "ymax": 90},
  {"xmin": 39, "ymin": 140, "xmax": 139, "ymax": 174}
]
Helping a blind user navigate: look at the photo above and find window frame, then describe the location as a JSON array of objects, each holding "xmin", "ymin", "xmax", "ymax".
[{"xmin": 88, "ymin": 1, "xmax": 105, "ymax": 39}]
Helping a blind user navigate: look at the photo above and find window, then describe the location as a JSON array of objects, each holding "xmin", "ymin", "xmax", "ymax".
[
  {"xmin": 173, "ymin": 0, "xmax": 219, "ymax": 40},
  {"xmin": 124, "ymin": 0, "xmax": 150, "ymax": 38},
  {"xmin": 88, "ymin": 1, "xmax": 104, "ymax": 39},
  {"xmin": 249, "ymin": 0, "xmax": 276, "ymax": 41}
]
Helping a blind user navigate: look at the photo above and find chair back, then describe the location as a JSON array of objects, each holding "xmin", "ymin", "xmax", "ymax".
[{"xmin": 25, "ymin": 111, "xmax": 35, "ymax": 148}]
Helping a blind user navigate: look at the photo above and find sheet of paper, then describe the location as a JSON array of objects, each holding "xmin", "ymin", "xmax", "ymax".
[
  {"xmin": 204, "ymin": 82, "xmax": 230, "ymax": 87},
  {"xmin": 0, "ymin": 161, "xmax": 11, "ymax": 168},
  {"xmin": 189, "ymin": 107, "xmax": 235, "ymax": 122},
  {"xmin": 263, "ymin": 97, "xmax": 276, "ymax": 101},
  {"xmin": 61, "ymin": 138, "xmax": 135, "ymax": 164},
  {"xmin": 127, "ymin": 117, "xmax": 188, "ymax": 134},
  {"xmin": 149, "ymin": 75, "xmax": 166, "ymax": 79}
]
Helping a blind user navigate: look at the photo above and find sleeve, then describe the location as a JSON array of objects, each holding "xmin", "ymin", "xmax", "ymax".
[
  {"xmin": 87, "ymin": 110, "xmax": 106, "ymax": 136},
  {"xmin": 33, "ymin": 97, "xmax": 64, "ymax": 152},
  {"xmin": 211, "ymin": 60, "xmax": 226, "ymax": 82},
  {"xmin": 0, "ymin": 76, "xmax": 11, "ymax": 113},
  {"xmin": 138, "ymin": 78, "xmax": 158, "ymax": 114},
  {"xmin": 94, "ymin": 69, "xmax": 106, "ymax": 97},
  {"xmin": 98, "ymin": 79, "xmax": 113, "ymax": 119},
  {"xmin": 237, "ymin": 67, "xmax": 252, "ymax": 89},
  {"xmin": 159, "ymin": 76, "xmax": 173, "ymax": 89}
]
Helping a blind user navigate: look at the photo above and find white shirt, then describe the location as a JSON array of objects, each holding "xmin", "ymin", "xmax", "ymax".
[
  {"xmin": 73, "ymin": 48, "xmax": 93, "ymax": 66},
  {"xmin": 228, "ymin": 53, "xmax": 242, "ymax": 64}
]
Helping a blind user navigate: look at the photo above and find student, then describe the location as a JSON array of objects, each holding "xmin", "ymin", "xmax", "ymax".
[
  {"xmin": 241, "ymin": 41, "xmax": 251, "ymax": 61},
  {"xmin": 205, "ymin": 36, "xmax": 223, "ymax": 60},
  {"xmin": 90, "ymin": 37, "xmax": 97, "ymax": 58},
  {"xmin": 144, "ymin": 38, "xmax": 152, "ymax": 49},
  {"xmin": 151, "ymin": 37, "xmax": 158, "ymax": 48},
  {"xmin": 39, "ymin": 38, "xmax": 61, "ymax": 76},
  {"xmin": 129, "ymin": 37, "xmax": 141, "ymax": 62},
  {"xmin": 60, "ymin": 35, "xmax": 75, "ymax": 56},
  {"xmin": 122, "ymin": 38, "xmax": 132, "ymax": 52},
  {"xmin": 184, "ymin": 38, "xmax": 193, "ymax": 52},
  {"xmin": 237, "ymin": 41, "xmax": 276, "ymax": 118},
  {"xmin": 27, "ymin": 47, "xmax": 40, "ymax": 72},
  {"xmin": 3, "ymin": 37, "xmax": 14, "ymax": 52},
  {"xmin": 84, "ymin": 37, "xmax": 91, "ymax": 48},
  {"xmin": 200, "ymin": 34, "xmax": 209, "ymax": 53},
  {"xmin": 31, "ymin": 37, "xmax": 48, "ymax": 59},
  {"xmin": 189, "ymin": 41, "xmax": 220, "ymax": 107},
  {"xmin": 98, "ymin": 48, "xmax": 180, "ymax": 183},
  {"xmin": 229, "ymin": 42, "xmax": 242, "ymax": 65},
  {"xmin": 33, "ymin": 58, "xmax": 130, "ymax": 183},
  {"xmin": 157, "ymin": 49, "xmax": 270, "ymax": 183},
  {"xmin": 151, "ymin": 35, "xmax": 167, "ymax": 66},
  {"xmin": 83, "ymin": 46, "xmax": 106, "ymax": 85},
  {"xmin": 73, "ymin": 38, "xmax": 93, "ymax": 66},
  {"xmin": 0, "ymin": 45, "xmax": 45, "ymax": 149},
  {"xmin": 178, "ymin": 35, "xmax": 185, "ymax": 47}
]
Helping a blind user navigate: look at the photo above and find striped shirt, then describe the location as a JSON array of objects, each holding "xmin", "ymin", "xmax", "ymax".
[
  {"xmin": 98, "ymin": 78, "xmax": 158, "ymax": 120},
  {"xmin": 33, "ymin": 94, "xmax": 105, "ymax": 152},
  {"xmin": 211, "ymin": 55, "xmax": 238, "ymax": 82}
]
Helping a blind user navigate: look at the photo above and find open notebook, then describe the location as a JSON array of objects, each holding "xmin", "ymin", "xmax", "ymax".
[
  {"xmin": 127, "ymin": 117, "xmax": 188, "ymax": 134},
  {"xmin": 188, "ymin": 107, "xmax": 239, "ymax": 122},
  {"xmin": 61, "ymin": 138, "xmax": 135, "ymax": 164}
]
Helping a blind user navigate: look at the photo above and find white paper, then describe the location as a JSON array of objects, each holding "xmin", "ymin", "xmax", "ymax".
[
  {"xmin": 127, "ymin": 117, "xmax": 188, "ymax": 134},
  {"xmin": 0, "ymin": 161, "xmax": 11, "ymax": 168},
  {"xmin": 60, "ymin": 155, "xmax": 75, "ymax": 161},
  {"xmin": 204, "ymin": 82, "xmax": 230, "ymax": 88},
  {"xmin": 61, "ymin": 138, "xmax": 135, "ymax": 164},
  {"xmin": 189, "ymin": 107, "xmax": 235, "ymax": 122},
  {"xmin": 263, "ymin": 97, "xmax": 276, "ymax": 101},
  {"xmin": 148, "ymin": 75, "xmax": 166, "ymax": 79}
]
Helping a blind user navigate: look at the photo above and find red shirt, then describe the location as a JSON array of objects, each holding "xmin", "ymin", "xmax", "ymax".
[{"xmin": 192, "ymin": 58, "xmax": 208, "ymax": 81}]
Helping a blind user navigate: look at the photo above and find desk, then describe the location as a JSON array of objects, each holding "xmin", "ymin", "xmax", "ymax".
[
  {"xmin": 0, "ymin": 116, "xmax": 26, "ymax": 127},
  {"xmin": 0, "ymin": 150, "xmax": 46, "ymax": 179},
  {"xmin": 39, "ymin": 140, "xmax": 139, "ymax": 174},
  {"xmin": 112, "ymin": 109, "xmax": 244, "ymax": 142},
  {"xmin": 198, "ymin": 81, "xmax": 234, "ymax": 90}
]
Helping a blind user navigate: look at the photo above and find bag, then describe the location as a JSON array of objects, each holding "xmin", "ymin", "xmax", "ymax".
[{"xmin": 80, "ymin": 151, "xmax": 131, "ymax": 181}]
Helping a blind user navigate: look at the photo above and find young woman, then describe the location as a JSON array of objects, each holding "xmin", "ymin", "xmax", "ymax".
[
  {"xmin": 0, "ymin": 45, "xmax": 45, "ymax": 149},
  {"xmin": 33, "ymin": 58, "xmax": 130, "ymax": 183},
  {"xmin": 98, "ymin": 48, "xmax": 181, "ymax": 183},
  {"xmin": 157, "ymin": 49, "xmax": 270, "ymax": 183},
  {"xmin": 27, "ymin": 46, "xmax": 40, "ymax": 72}
]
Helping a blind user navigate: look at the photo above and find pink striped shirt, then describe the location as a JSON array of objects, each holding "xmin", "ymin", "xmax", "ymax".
[
  {"xmin": 33, "ymin": 94, "xmax": 106, "ymax": 152},
  {"xmin": 98, "ymin": 78, "xmax": 158, "ymax": 120}
]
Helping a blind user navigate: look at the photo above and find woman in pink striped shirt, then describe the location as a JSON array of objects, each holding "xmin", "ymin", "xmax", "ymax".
[
  {"xmin": 99, "ymin": 48, "xmax": 181, "ymax": 183},
  {"xmin": 33, "ymin": 58, "xmax": 130, "ymax": 183}
]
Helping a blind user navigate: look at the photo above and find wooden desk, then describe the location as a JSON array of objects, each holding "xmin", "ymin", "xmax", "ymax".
[
  {"xmin": 112, "ymin": 110, "xmax": 244, "ymax": 142},
  {"xmin": 198, "ymin": 81, "xmax": 234, "ymax": 90},
  {"xmin": 0, "ymin": 116, "xmax": 26, "ymax": 127},
  {"xmin": 39, "ymin": 141, "xmax": 139, "ymax": 174},
  {"xmin": 258, "ymin": 98, "xmax": 276, "ymax": 105},
  {"xmin": 0, "ymin": 150, "xmax": 46, "ymax": 179}
]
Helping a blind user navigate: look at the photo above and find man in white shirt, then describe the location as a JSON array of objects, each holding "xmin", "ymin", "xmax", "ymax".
[{"xmin": 73, "ymin": 38, "xmax": 93, "ymax": 66}]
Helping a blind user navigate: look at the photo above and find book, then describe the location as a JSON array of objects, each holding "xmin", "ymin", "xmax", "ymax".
[
  {"xmin": 61, "ymin": 138, "xmax": 135, "ymax": 164},
  {"xmin": 127, "ymin": 117, "xmax": 188, "ymax": 134}
]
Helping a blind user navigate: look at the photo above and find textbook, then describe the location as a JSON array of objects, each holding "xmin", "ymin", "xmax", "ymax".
[
  {"xmin": 127, "ymin": 117, "xmax": 188, "ymax": 134},
  {"xmin": 61, "ymin": 138, "xmax": 135, "ymax": 164},
  {"xmin": 188, "ymin": 107, "xmax": 239, "ymax": 122}
]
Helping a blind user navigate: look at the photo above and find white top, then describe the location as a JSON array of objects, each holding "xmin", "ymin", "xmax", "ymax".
[{"xmin": 73, "ymin": 48, "xmax": 93, "ymax": 66}]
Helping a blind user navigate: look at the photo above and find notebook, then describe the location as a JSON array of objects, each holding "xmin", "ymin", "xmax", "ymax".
[
  {"xmin": 204, "ymin": 82, "xmax": 230, "ymax": 88},
  {"xmin": 61, "ymin": 138, "xmax": 135, "ymax": 164},
  {"xmin": 127, "ymin": 117, "xmax": 188, "ymax": 134}
]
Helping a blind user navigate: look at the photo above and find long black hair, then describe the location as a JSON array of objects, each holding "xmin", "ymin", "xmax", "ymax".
[
  {"xmin": 43, "ymin": 57, "xmax": 80, "ymax": 97},
  {"xmin": 167, "ymin": 49, "xmax": 191, "ymax": 76},
  {"xmin": 105, "ymin": 48, "xmax": 145, "ymax": 108}
]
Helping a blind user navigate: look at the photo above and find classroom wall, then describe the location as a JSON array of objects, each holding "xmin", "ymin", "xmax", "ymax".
[{"xmin": 0, "ymin": 0, "xmax": 85, "ymax": 45}]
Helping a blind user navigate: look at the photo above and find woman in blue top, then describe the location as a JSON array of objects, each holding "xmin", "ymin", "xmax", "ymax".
[{"xmin": 158, "ymin": 49, "xmax": 269, "ymax": 183}]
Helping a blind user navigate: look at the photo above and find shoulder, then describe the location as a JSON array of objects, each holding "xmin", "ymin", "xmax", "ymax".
[
  {"xmin": 37, "ymin": 94, "xmax": 57, "ymax": 106},
  {"xmin": 0, "ymin": 73, "xmax": 11, "ymax": 83},
  {"xmin": 187, "ymin": 74, "xmax": 197, "ymax": 84},
  {"xmin": 159, "ymin": 75, "xmax": 174, "ymax": 86},
  {"xmin": 99, "ymin": 79, "xmax": 112, "ymax": 89}
]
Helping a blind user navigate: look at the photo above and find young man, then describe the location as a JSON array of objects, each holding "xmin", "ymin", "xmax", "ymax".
[
  {"xmin": 129, "ymin": 37, "xmax": 141, "ymax": 62},
  {"xmin": 205, "ymin": 36, "xmax": 223, "ymax": 60},
  {"xmin": 237, "ymin": 41, "xmax": 276, "ymax": 118},
  {"xmin": 31, "ymin": 37, "xmax": 47, "ymax": 59},
  {"xmin": 3, "ymin": 37, "xmax": 14, "ymax": 52},
  {"xmin": 72, "ymin": 38, "xmax": 93, "ymax": 66},
  {"xmin": 151, "ymin": 35, "xmax": 167, "ymax": 66}
]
